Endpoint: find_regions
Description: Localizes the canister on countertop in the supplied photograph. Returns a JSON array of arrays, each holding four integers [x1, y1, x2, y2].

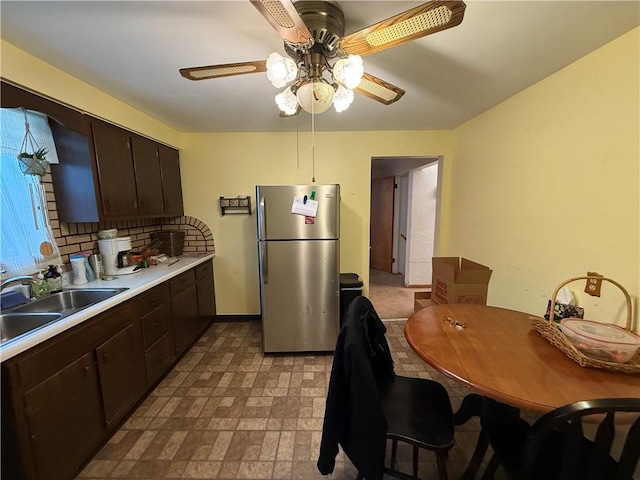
[[71, 256, 88, 285], [88, 254, 104, 280]]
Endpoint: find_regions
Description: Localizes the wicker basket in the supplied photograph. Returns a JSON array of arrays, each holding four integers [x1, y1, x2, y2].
[[530, 276, 640, 374]]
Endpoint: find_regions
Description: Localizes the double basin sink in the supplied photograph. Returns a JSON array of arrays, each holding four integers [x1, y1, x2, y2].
[[1, 288, 128, 346]]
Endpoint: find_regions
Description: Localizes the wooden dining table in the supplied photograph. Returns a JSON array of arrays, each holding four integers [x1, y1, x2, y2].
[[405, 304, 640, 414]]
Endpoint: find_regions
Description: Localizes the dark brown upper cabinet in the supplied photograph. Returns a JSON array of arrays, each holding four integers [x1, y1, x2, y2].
[[132, 135, 164, 215], [1, 81, 184, 222], [91, 119, 139, 217], [159, 144, 184, 216]]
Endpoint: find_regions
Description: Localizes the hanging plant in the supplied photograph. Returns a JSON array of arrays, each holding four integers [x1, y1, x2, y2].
[[17, 147, 49, 177], [17, 108, 49, 177]]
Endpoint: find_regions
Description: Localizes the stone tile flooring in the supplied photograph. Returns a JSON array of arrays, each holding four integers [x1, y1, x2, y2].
[[77, 320, 506, 480]]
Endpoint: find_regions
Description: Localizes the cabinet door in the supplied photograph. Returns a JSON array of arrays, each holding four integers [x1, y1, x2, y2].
[[158, 145, 184, 215], [96, 324, 146, 427], [196, 263, 216, 321], [91, 120, 138, 217], [23, 353, 104, 480], [132, 135, 164, 215], [171, 285, 200, 354]]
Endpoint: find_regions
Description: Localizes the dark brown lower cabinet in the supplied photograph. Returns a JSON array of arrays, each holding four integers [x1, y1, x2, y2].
[[171, 280, 200, 354], [96, 323, 146, 427], [23, 353, 104, 480], [1, 261, 215, 480], [196, 261, 216, 320]]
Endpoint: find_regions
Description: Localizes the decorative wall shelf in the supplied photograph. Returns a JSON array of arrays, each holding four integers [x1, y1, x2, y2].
[[219, 196, 251, 216]]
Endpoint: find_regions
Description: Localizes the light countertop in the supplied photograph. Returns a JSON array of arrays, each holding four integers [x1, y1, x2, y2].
[[0, 254, 214, 362]]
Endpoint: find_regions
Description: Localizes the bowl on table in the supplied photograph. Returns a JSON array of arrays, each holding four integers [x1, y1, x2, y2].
[[560, 318, 640, 364]]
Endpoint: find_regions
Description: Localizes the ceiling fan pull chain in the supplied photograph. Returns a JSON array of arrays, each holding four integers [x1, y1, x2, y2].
[[311, 110, 316, 183]]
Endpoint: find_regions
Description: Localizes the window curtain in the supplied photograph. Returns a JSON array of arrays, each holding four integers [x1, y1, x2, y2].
[[1, 108, 62, 277]]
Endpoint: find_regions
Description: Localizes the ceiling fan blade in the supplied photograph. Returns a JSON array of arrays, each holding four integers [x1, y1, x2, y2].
[[179, 61, 267, 81], [354, 73, 406, 105], [250, 0, 313, 45], [340, 0, 466, 57]]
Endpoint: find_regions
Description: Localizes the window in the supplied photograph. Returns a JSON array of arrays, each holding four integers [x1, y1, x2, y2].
[[1, 108, 61, 277]]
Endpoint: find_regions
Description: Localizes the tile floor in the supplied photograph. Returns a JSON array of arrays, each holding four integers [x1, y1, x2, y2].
[[77, 320, 509, 480]]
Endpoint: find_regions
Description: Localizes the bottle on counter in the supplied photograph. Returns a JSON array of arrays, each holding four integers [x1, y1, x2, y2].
[[35, 271, 50, 297], [44, 265, 62, 293], [70, 256, 88, 285]]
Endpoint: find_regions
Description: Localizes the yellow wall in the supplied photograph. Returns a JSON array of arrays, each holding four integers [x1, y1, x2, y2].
[[3, 27, 638, 325], [450, 27, 639, 328], [0, 40, 181, 147], [180, 131, 452, 314]]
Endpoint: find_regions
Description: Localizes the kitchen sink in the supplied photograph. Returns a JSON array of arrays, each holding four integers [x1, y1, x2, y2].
[[1, 288, 128, 346], [0, 312, 64, 344], [12, 288, 128, 314]]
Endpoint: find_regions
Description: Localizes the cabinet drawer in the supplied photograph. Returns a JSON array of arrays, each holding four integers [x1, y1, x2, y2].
[[145, 333, 174, 385], [195, 261, 213, 280], [169, 269, 196, 296], [141, 305, 172, 348], [138, 283, 170, 316]]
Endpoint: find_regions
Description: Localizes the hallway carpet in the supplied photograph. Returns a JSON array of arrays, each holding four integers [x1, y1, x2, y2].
[[76, 320, 502, 480]]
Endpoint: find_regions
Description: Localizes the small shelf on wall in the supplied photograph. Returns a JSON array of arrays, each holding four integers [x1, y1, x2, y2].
[[219, 196, 251, 216]]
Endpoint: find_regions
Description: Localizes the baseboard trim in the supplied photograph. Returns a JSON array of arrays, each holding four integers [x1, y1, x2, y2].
[[407, 284, 431, 289], [213, 314, 261, 323]]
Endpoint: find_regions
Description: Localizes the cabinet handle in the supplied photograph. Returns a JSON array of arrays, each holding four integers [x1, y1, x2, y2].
[[83, 365, 90, 377], [154, 322, 160, 328], [102, 353, 109, 364]]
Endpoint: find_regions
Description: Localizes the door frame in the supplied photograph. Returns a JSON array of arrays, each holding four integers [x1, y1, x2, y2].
[[370, 156, 443, 285]]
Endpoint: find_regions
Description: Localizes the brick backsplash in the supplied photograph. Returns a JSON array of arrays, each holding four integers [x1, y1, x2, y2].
[[41, 171, 215, 271]]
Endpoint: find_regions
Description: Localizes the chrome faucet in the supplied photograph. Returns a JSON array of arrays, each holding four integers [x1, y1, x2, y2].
[[1, 276, 39, 301]]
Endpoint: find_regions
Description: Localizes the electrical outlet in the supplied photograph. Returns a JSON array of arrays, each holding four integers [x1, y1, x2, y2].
[[585, 272, 603, 297]]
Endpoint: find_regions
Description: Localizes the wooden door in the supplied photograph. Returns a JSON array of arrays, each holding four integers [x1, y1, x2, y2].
[[132, 135, 164, 215], [96, 323, 146, 427], [370, 177, 395, 272], [91, 120, 138, 217], [158, 145, 184, 215], [171, 285, 200, 354], [23, 353, 104, 480]]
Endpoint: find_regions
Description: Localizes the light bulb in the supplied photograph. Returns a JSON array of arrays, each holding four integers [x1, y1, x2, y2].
[[266, 52, 298, 88], [333, 85, 354, 113], [297, 81, 335, 114], [275, 87, 298, 115], [333, 54, 364, 89]]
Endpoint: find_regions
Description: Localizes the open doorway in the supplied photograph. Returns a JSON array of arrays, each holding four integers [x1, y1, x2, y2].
[[369, 156, 441, 318]]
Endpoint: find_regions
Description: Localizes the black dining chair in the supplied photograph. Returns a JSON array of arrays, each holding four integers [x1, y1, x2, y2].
[[317, 296, 455, 480], [483, 397, 640, 480]]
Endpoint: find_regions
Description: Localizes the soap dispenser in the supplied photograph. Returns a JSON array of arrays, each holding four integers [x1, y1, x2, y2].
[[44, 265, 62, 293]]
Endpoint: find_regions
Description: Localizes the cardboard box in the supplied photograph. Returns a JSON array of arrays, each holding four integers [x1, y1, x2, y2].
[[432, 257, 492, 305], [414, 291, 436, 312]]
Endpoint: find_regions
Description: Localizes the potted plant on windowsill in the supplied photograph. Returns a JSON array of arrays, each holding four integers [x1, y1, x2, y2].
[[17, 147, 49, 176]]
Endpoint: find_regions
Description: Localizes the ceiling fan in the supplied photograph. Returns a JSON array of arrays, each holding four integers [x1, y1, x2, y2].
[[180, 0, 466, 116]]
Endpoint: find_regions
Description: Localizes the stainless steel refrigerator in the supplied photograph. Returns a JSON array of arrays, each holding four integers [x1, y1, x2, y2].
[[256, 184, 340, 353]]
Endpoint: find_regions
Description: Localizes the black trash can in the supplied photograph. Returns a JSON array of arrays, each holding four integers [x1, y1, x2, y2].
[[339, 273, 363, 325]]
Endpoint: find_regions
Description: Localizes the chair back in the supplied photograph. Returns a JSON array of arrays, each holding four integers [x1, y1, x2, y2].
[[317, 296, 394, 480], [522, 397, 640, 480]]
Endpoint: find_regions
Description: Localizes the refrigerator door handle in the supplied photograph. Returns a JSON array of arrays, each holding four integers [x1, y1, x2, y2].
[[259, 195, 266, 240], [261, 242, 268, 284]]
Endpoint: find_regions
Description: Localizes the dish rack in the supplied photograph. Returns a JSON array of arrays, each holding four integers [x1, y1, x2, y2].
[[530, 276, 640, 374]]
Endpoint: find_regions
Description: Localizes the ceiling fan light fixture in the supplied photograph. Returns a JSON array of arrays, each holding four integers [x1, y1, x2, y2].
[[275, 86, 299, 115], [332, 85, 354, 113], [266, 52, 298, 88], [332, 54, 364, 89], [297, 80, 334, 114]]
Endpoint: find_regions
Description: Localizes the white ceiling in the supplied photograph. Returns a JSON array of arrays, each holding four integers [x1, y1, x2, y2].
[[1, 1, 638, 133]]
